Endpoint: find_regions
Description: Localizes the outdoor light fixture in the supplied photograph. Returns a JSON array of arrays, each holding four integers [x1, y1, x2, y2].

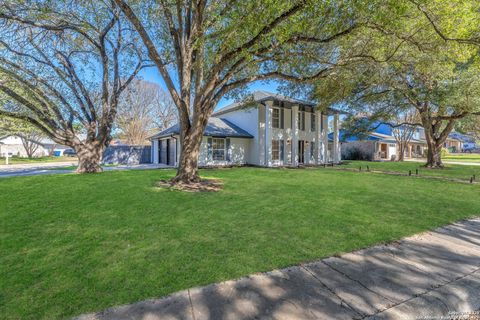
[[287, 139, 291, 145]]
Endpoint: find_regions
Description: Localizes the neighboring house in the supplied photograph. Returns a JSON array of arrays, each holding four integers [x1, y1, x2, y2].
[[443, 136, 463, 153], [341, 123, 427, 161], [447, 131, 473, 151], [149, 90, 342, 167], [0, 135, 73, 158]]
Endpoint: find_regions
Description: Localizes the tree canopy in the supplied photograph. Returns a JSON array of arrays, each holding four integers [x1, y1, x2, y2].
[[0, 0, 149, 171]]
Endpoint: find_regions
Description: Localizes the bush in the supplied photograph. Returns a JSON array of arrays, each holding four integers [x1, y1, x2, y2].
[[344, 145, 372, 161]]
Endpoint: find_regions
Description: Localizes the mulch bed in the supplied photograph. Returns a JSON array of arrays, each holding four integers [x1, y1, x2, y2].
[[156, 178, 224, 192]]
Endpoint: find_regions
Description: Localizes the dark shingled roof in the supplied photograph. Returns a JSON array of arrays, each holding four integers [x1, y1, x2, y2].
[[149, 117, 254, 140], [213, 90, 343, 116]]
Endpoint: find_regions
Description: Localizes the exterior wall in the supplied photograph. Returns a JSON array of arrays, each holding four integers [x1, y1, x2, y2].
[[198, 137, 251, 166], [388, 144, 397, 160], [260, 105, 318, 166], [219, 107, 259, 165]]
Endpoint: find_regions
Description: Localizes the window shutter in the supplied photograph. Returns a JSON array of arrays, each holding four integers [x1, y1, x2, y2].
[[301, 112, 305, 131], [280, 108, 284, 129], [207, 138, 213, 161], [226, 138, 231, 161], [280, 140, 285, 162]]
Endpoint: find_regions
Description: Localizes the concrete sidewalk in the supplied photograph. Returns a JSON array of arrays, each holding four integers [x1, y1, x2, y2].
[[75, 218, 480, 320]]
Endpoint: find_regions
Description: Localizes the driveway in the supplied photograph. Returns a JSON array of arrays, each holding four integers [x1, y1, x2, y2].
[[0, 163, 172, 178], [74, 218, 480, 320]]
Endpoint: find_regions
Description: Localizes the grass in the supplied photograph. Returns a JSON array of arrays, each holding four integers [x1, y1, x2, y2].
[[443, 153, 480, 163], [1, 167, 480, 319], [0, 156, 77, 165], [339, 160, 480, 181]]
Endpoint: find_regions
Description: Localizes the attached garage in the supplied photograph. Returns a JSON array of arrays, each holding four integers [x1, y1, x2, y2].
[[149, 117, 253, 167], [158, 137, 177, 166]]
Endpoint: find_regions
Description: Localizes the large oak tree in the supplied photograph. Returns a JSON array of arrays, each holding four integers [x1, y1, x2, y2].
[[314, 44, 480, 167], [113, 0, 380, 184], [0, 1, 148, 172]]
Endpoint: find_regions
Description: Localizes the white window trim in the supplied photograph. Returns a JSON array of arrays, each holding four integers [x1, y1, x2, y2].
[[298, 111, 305, 131], [272, 139, 281, 161], [272, 107, 280, 129], [212, 138, 226, 161]]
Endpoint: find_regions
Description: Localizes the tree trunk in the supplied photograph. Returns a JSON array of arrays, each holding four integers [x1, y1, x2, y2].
[[171, 126, 205, 183], [397, 146, 405, 162], [425, 144, 443, 168], [75, 143, 104, 173], [171, 109, 211, 184]]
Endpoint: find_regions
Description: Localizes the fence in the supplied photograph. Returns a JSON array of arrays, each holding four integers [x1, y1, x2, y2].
[[102, 145, 151, 165]]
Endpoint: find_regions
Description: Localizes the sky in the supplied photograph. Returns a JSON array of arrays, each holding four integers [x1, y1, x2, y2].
[[138, 66, 280, 110]]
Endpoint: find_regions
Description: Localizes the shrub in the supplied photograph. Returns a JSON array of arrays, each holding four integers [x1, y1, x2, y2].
[[344, 145, 372, 161]]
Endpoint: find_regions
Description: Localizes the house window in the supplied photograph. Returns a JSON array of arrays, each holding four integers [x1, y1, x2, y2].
[[272, 108, 280, 128], [272, 140, 280, 161], [212, 138, 225, 161], [311, 113, 316, 131], [298, 111, 305, 131]]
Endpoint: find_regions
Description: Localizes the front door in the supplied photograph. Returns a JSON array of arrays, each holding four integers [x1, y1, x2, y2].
[[380, 143, 388, 159], [298, 140, 305, 164]]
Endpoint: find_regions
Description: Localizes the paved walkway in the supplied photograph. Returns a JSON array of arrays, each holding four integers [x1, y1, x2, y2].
[[0, 163, 172, 178], [75, 218, 480, 320]]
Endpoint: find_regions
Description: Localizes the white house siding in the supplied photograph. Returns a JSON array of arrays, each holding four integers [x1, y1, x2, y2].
[[388, 144, 397, 160], [219, 107, 259, 165], [198, 137, 251, 166], [263, 106, 318, 167]]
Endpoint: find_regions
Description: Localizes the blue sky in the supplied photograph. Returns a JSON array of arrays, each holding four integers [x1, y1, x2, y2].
[[139, 67, 280, 110]]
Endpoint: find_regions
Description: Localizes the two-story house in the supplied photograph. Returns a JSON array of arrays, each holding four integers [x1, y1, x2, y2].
[[149, 91, 341, 167]]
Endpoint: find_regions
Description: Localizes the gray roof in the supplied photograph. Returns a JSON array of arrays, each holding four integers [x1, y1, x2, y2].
[[214, 90, 343, 116], [213, 90, 314, 116], [149, 117, 254, 140], [448, 131, 475, 143]]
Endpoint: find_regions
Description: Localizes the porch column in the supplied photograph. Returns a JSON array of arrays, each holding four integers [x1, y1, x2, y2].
[[174, 138, 179, 166], [292, 104, 299, 166], [265, 100, 273, 167], [315, 109, 321, 164], [152, 139, 159, 164], [333, 112, 340, 163], [321, 113, 329, 163]]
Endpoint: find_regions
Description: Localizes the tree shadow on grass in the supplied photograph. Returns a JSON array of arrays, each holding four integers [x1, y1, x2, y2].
[[74, 219, 480, 320]]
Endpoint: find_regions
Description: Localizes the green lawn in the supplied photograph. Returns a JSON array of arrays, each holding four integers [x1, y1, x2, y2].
[[444, 153, 480, 163], [339, 160, 480, 181], [0, 156, 77, 165], [1, 167, 479, 319]]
